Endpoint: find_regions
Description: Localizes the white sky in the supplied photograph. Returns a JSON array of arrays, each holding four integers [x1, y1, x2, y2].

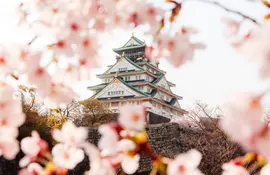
[[1, 0, 270, 108]]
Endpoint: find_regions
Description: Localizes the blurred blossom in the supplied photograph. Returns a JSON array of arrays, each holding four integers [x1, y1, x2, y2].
[[52, 121, 88, 147], [52, 143, 85, 169], [261, 164, 270, 175], [98, 124, 119, 156], [20, 131, 49, 167], [0, 137, 20, 160], [221, 17, 241, 37], [19, 163, 44, 175], [118, 139, 140, 174], [167, 149, 203, 175], [153, 28, 205, 67], [233, 24, 270, 78], [118, 104, 146, 131], [221, 163, 249, 175], [219, 92, 270, 156]]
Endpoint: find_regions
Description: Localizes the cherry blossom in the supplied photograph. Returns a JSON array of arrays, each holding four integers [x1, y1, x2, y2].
[[155, 29, 205, 67], [85, 158, 116, 175], [19, 163, 44, 175], [261, 164, 270, 175], [52, 121, 88, 147], [20, 131, 49, 167], [0, 79, 25, 130], [233, 24, 270, 77], [118, 105, 146, 131], [219, 93, 268, 152], [98, 124, 119, 156], [221, 163, 249, 175], [167, 149, 203, 175], [83, 143, 116, 175], [0, 100, 25, 129], [46, 83, 76, 106], [52, 143, 85, 169], [0, 127, 18, 139], [221, 17, 241, 37], [118, 139, 140, 174], [0, 137, 20, 160]]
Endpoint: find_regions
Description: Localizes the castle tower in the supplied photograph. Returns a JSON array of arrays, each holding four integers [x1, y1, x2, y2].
[[88, 35, 187, 120]]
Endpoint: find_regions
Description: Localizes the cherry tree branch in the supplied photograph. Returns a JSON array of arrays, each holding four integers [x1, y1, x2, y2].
[[182, 0, 260, 25]]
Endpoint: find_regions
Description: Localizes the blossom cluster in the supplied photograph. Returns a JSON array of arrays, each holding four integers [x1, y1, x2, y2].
[[0, 78, 25, 160], [12, 0, 204, 107]]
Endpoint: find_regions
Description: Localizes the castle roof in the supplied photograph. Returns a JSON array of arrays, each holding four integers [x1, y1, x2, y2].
[[113, 35, 145, 53], [102, 55, 144, 75], [91, 76, 149, 99]]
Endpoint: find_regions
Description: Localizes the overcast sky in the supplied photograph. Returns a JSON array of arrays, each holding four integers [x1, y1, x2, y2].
[[1, 0, 269, 109]]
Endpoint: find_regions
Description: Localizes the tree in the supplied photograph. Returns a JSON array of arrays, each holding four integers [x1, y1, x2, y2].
[[185, 102, 243, 175], [78, 98, 114, 127]]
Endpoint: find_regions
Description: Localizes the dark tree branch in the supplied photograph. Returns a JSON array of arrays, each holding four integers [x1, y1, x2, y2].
[[28, 35, 39, 45], [182, 0, 260, 25]]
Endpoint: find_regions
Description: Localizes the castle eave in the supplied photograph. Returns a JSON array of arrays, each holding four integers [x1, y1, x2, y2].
[[113, 44, 146, 52]]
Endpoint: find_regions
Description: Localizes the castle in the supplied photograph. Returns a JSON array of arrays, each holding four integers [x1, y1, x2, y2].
[[88, 35, 186, 121]]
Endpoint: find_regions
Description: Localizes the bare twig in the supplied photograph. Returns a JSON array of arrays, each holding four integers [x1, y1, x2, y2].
[[28, 35, 39, 45], [182, 0, 260, 24]]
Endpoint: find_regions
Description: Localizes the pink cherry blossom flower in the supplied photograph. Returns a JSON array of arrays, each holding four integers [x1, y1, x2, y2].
[[19, 163, 44, 175], [221, 163, 249, 175], [27, 67, 52, 96], [47, 83, 76, 106], [87, 161, 116, 175], [220, 93, 267, 151], [155, 31, 205, 67], [83, 143, 117, 175], [121, 154, 140, 175], [85, 157, 116, 175], [0, 80, 25, 128], [98, 124, 119, 156], [233, 24, 270, 77], [0, 127, 18, 139], [118, 105, 146, 131], [52, 143, 84, 169], [20, 131, 49, 167], [53, 121, 88, 147], [261, 164, 270, 175], [0, 101, 25, 128], [118, 139, 140, 174], [167, 149, 203, 175], [235, 24, 270, 62], [0, 137, 20, 160], [221, 17, 241, 37]]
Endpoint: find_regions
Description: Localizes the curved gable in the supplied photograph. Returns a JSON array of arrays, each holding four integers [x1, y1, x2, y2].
[[104, 57, 143, 74], [94, 78, 147, 99]]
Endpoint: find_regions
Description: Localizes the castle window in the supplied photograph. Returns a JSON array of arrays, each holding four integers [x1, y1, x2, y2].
[[119, 68, 127, 71], [108, 90, 124, 96], [124, 76, 130, 81], [136, 76, 141, 80]]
